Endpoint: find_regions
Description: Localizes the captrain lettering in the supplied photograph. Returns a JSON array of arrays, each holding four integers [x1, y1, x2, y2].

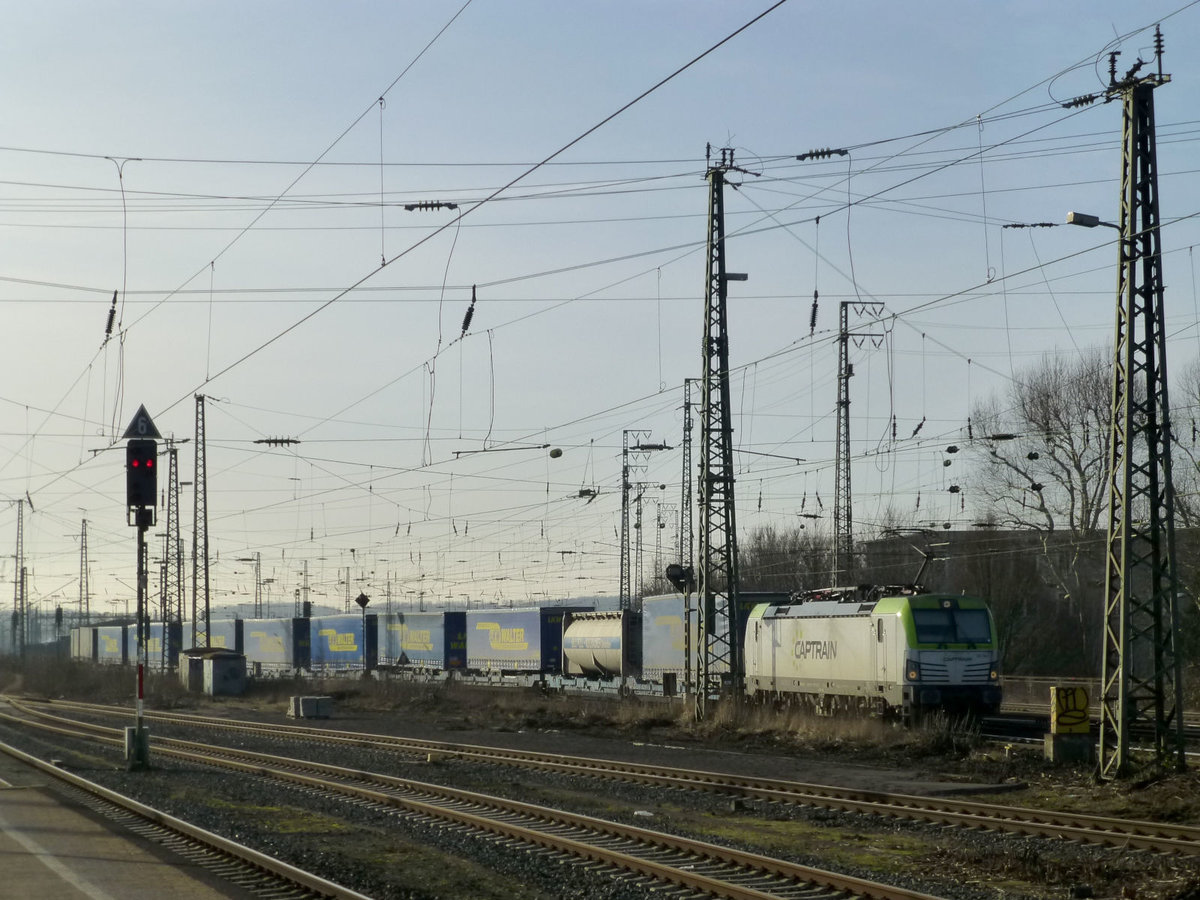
[[793, 639, 837, 660]]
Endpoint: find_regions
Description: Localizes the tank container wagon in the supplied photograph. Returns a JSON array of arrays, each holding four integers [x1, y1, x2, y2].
[[561, 609, 640, 688], [743, 585, 1001, 720]]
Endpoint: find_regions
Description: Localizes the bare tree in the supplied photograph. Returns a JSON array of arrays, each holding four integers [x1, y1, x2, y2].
[[739, 523, 832, 593], [1169, 356, 1200, 529], [970, 349, 1110, 534], [967, 349, 1112, 674]]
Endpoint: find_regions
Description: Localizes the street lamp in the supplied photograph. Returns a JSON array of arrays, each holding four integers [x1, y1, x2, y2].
[[1066, 211, 1120, 230]]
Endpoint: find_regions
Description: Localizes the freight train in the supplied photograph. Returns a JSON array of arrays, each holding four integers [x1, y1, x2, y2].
[[67, 584, 1001, 720]]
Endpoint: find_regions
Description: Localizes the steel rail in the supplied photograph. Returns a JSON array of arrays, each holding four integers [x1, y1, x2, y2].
[[18, 696, 1200, 855], [0, 736, 374, 900], [0, 702, 942, 900]]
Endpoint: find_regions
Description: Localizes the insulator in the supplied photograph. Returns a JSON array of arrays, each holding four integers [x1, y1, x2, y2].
[[461, 285, 477, 336], [1027, 451, 1039, 460], [948, 485, 960, 493], [809, 295, 818, 334], [946, 445, 959, 453], [943, 459, 952, 467], [967, 417, 973, 440], [796, 147, 849, 161], [104, 305, 116, 336]]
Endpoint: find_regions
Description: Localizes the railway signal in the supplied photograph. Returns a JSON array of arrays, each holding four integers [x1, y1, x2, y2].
[[125, 439, 158, 508], [121, 404, 162, 771]]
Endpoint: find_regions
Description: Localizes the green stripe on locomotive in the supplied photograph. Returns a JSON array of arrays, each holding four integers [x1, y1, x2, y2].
[[876, 594, 997, 651]]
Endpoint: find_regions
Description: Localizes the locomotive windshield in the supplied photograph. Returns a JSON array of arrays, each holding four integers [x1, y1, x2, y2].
[[911, 607, 992, 644]]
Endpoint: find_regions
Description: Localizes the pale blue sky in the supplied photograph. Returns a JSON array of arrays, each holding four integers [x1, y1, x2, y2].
[[1, 1, 1198, 622]]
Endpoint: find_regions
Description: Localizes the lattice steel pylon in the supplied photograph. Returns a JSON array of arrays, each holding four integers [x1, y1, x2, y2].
[[833, 301, 883, 582], [79, 519, 89, 625], [681, 378, 696, 572], [164, 445, 184, 627], [619, 429, 643, 609], [1099, 31, 1186, 778], [192, 395, 210, 648], [13, 499, 23, 655], [619, 429, 668, 609], [681, 377, 696, 695], [695, 148, 746, 720]]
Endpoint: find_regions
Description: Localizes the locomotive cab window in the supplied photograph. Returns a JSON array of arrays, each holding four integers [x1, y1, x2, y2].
[[954, 608, 991, 644], [912, 607, 992, 644]]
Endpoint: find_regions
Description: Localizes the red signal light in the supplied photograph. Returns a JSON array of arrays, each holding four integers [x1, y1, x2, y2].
[[126, 438, 158, 507]]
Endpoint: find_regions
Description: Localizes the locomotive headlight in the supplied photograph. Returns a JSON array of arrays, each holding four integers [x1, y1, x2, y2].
[[989, 668, 999, 681], [906, 661, 920, 682]]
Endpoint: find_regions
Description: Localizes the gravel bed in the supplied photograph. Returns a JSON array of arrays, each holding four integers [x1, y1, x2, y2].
[[5, 712, 1200, 900]]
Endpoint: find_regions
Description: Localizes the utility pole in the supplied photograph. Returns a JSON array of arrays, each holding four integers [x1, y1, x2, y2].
[[833, 301, 884, 583], [253, 552, 263, 617], [294, 561, 304, 619], [680, 378, 696, 573], [13, 499, 23, 657], [164, 443, 184, 632], [79, 519, 89, 625], [619, 431, 669, 609], [1098, 28, 1185, 778], [681, 378, 697, 697], [192, 395, 209, 648], [695, 146, 750, 719]]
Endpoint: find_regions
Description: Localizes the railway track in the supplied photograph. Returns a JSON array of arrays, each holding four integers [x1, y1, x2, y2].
[[14, 696, 1200, 858], [0, 735, 374, 900], [0, 698, 944, 900]]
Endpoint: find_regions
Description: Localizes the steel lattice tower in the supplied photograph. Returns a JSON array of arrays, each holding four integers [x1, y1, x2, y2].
[[192, 395, 210, 648], [12, 499, 23, 655], [164, 445, 184, 631], [1099, 34, 1185, 778], [253, 552, 263, 618], [832, 301, 884, 582], [619, 429, 636, 608], [695, 149, 745, 719], [619, 429, 666, 609], [79, 519, 89, 625], [834, 303, 852, 581], [681, 378, 696, 695], [680, 378, 696, 571]]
